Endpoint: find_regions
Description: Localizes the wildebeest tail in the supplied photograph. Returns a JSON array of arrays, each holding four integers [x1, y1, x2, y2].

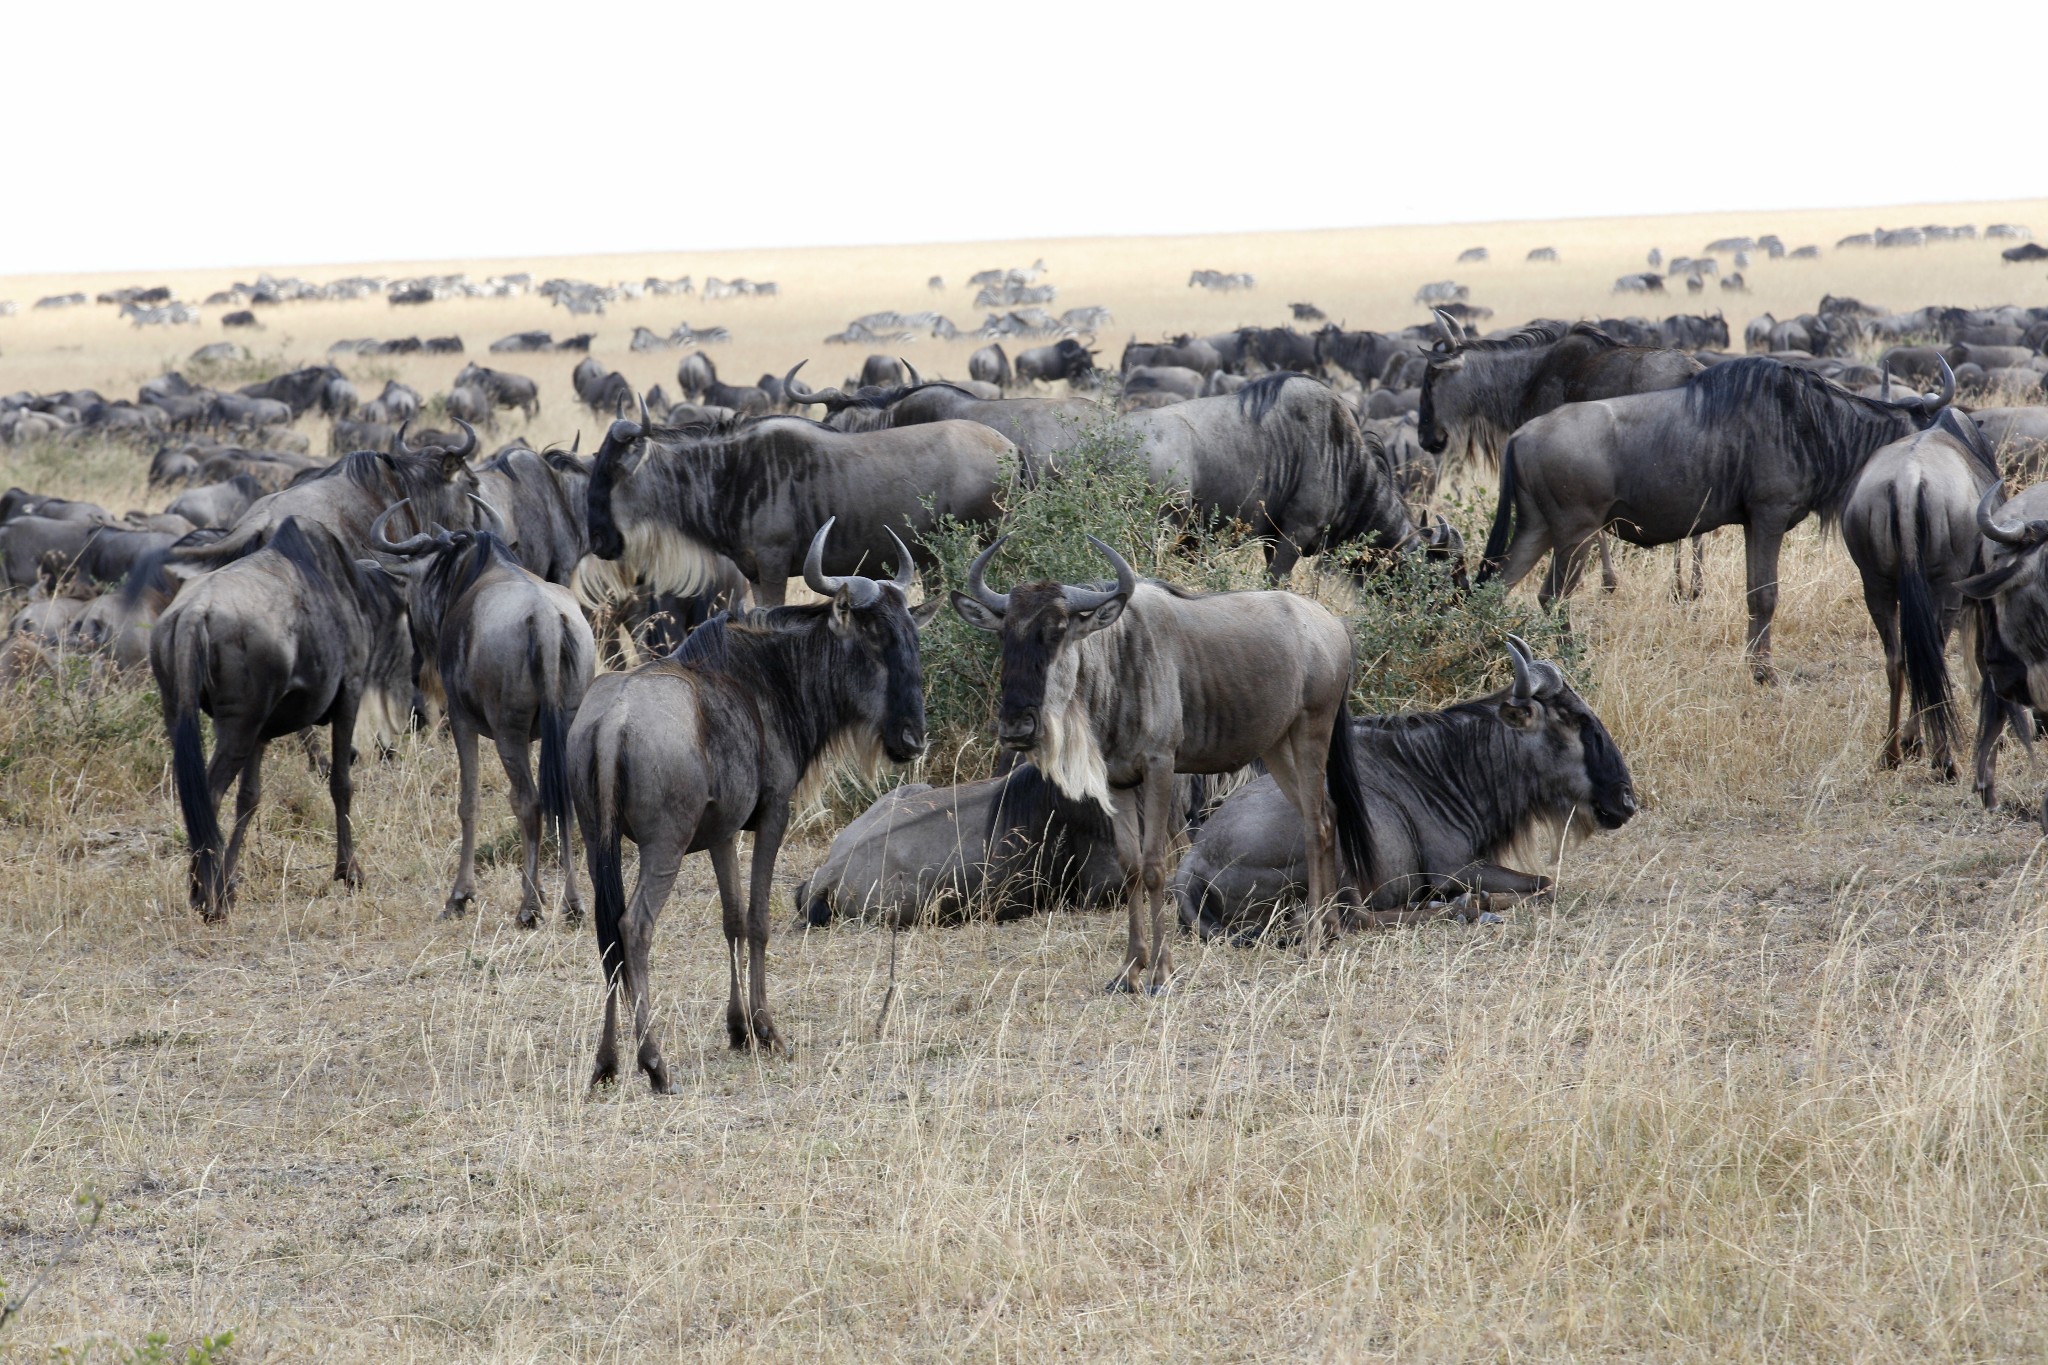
[[160, 615, 224, 908], [1477, 437, 1520, 579], [585, 721, 628, 993], [531, 619, 574, 853], [1895, 483, 1955, 757], [1324, 708, 1378, 895]]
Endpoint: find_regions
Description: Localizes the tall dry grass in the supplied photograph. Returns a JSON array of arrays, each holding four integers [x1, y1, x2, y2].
[[5, 206, 2048, 1360]]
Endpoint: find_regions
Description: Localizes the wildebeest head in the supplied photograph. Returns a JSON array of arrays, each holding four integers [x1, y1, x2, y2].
[[803, 517, 933, 764], [1416, 309, 1476, 457], [1961, 481, 2048, 606], [1498, 635, 1636, 830], [584, 416, 646, 562], [950, 534, 1133, 751]]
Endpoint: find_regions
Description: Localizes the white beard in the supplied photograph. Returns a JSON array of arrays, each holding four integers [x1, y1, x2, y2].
[[1032, 645, 1113, 813]]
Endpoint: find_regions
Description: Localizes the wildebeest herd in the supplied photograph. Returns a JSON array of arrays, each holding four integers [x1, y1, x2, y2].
[[10, 252, 2048, 1094]]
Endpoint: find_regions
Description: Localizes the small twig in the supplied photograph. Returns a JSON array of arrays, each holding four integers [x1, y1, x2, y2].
[[873, 917, 901, 1041], [0, 1186, 103, 1333]]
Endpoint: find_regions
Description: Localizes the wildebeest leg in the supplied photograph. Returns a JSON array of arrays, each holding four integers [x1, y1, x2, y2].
[[296, 727, 331, 778], [1262, 728, 1337, 949], [740, 811, 791, 1049], [1689, 534, 1707, 600], [1264, 537, 1301, 585], [1972, 674, 2008, 810], [1137, 767, 1177, 995], [218, 745, 264, 914], [1491, 522, 1556, 592], [711, 838, 750, 1050], [1539, 535, 1600, 611], [755, 575, 787, 608], [329, 692, 362, 888], [493, 733, 547, 929], [1862, 580, 1906, 768], [443, 716, 482, 918], [1596, 534, 1617, 593], [1742, 522, 1787, 683], [622, 830, 684, 1092]]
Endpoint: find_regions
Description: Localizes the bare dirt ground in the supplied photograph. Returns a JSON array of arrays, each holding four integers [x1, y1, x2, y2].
[[6, 202, 2048, 1361]]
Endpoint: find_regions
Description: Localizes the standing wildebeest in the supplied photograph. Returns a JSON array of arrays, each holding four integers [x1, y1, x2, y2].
[[238, 366, 348, 418], [1957, 483, 2048, 820], [571, 356, 633, 415], [1842, 409, 1998, 777], [950, 537, 1374, 993], [444, 383, 494, 430], [1175, 638, 1635, 938], [859, 355, 907, 389], [1122, 374, 1419, 579], [473, 443, 587, 584], [1015, 338, 1098, 385], [1419, 315, 1705, 594], [1480, 356, 1956, 679], [1120, 336, 1221, 377], [453, 363, 540, 421], [789, 364, 1098, 474], [371, 500, 596, 925], [571, 522, 934, 1086], [675, 351, 717, 401], [584, 408, 1012, 606], [969, 343, 1012, 390], [152, 518, 413, 918]]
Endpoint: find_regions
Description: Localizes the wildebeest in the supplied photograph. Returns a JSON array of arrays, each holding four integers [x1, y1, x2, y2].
[[969, 343, 1012, 390], [1841, 409, 1998, 777], [472, 443, 588, 584], [1956, 483, 2048, 818], [165, 474, 262, 529], [1314, 326, 1421, 387], [238, 366, 348, 418], [1175, 638, 1634, 937], [675, 352, 717, 401], [453, 363, 540, 422], [152, 517, 413, 918], [570, 356, 633, 415], [1120, 336, 1221, 377], [1479, 356, 1956, 679], [371, 499, 596, 926], [444, 384, 494, 430], [570, 521, 933, 1086], [1015, 338, 1098, 385], [788, 369, 1098, 475], [949, 537, 1373, 992], [859, 355, 906, 389], [583, 408, 1012, 606], [1122, 365, 1206, 401]]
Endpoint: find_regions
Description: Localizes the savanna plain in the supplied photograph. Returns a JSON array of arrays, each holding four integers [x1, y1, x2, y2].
[[6, 201, 2048, 1362]]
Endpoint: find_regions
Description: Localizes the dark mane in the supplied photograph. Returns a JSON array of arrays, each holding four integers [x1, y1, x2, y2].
[[288, 449, 395, 490], [1445, 320, 1578, 355], [821, 379, 981, 412], [1938, 407, 1999, 478], [1351, 696, 1551, 869], [266, 516, 341, 595], [1683, 357, 1918, 517]]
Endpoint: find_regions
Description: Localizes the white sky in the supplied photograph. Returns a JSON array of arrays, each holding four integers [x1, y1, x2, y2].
[[8, 0, 2044, 276]]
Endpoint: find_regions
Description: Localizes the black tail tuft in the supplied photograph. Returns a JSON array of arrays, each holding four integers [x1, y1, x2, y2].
[[1897, 486, 1955, 759], [1478, 437, 1520, 579], [1324, 710, 1377, 896], [162, 623, 223, 912], [538, 704, 571, 853], [586, 742, 627, 989]]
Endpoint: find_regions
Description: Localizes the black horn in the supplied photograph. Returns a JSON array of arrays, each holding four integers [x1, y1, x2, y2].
[[370, 498, 438, 556], [449, 417, 478, 459], [390, 421, 416, 457], [1505, 634, 1536, 700], [900, 358, 922, 386]]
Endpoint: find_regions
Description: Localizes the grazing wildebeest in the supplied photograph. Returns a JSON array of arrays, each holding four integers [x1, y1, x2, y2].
[[969, 343, 1012, 390], [571, 356, 633, 415], [1480, 356, 1956, 679], [151, 517, 413, 918], [1176, 638, 1635, 938], [583, 407, 1011, 606], [571, 521, 933, 1086], [1237, 326, 1319, 374], [1015, 338, 1098, 385], [1419, 315, 1705, 594], [453, 363, 540, 421], [1121, 374, 1420, 579], [185, 420, 485, 564], [1314, 326, 1421, 387], [1841, 409, 1999, 777], [788, 368, 1098, 475], [445, 383, 494, 430], [239, 366, 347, 418], [949, 537, 1373, 993], [371, 499, 596, 926], [675, 352, 717, 402]]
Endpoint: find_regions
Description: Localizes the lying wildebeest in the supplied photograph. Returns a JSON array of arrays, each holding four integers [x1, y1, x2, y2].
[[1175, 638, 1635, 938], [1122, 365, 1206, 400], [1972, 408, 2048, 481], [1841, 409, 1998, 778], [164, 475, 262, 529], [571, 356, 633, 415], [583, 407, 1011, 606], [152, 517, 413, 918], [969, 343, 1012, 390], [453, 363, 540, 421], [1420, 314, 1705, 594], [371, 499, 596, 926], [950, 537, 1373, 993], [1015, 338, 1098, 385], [571, 521, 934, 1086], [1480, 356, 1956, 679]]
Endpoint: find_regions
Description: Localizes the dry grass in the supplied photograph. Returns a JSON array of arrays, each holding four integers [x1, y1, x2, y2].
[[7, 204, 2048, 1361]]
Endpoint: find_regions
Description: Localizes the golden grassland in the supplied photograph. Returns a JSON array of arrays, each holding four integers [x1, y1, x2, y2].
[[6, 202, 2048, 1361]]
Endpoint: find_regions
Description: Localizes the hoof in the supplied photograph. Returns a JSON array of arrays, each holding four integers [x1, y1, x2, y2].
[[1477, 910, 1504, 926], [1144, 978, 1171, 997], [1104, 975, 1139, 995], [438, 898, 471, 921], [561, 903, 586, 927], [336, 862, 364, 888], [514, 906, 544, 931]]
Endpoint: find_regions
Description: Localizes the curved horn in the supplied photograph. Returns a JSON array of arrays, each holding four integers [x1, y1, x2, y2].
[[964, 534, 1011, 614], [468, 492, 506, 539], [900, 357, 922, 386], [802, 517, 848, 598], [448, 416, 478, 459], [1432, 308, 1462, 348], [370, 498, 438, 556], [390, 420, 416, 456], [1977, 480, 2034, 546], [1505, 634, 1537, 700], [1065, 535, 1136, 614], [1926, 354, 1956, 412], [571, 429, 581, 453], [1880, 360, 1892, 401], [638, 391, 650, 430], [885, 526, 916, 591]]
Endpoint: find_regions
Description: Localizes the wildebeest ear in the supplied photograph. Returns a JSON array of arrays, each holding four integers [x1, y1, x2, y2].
[[1497, 696, 1539, 729], [439, 449, 468, 479], [949, 589, 1002, 633], [1070, 595, 1126, 634], [827, 592, 858, 638], [1959, 562, 2026, 600], [910, 598, 943, 629]]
